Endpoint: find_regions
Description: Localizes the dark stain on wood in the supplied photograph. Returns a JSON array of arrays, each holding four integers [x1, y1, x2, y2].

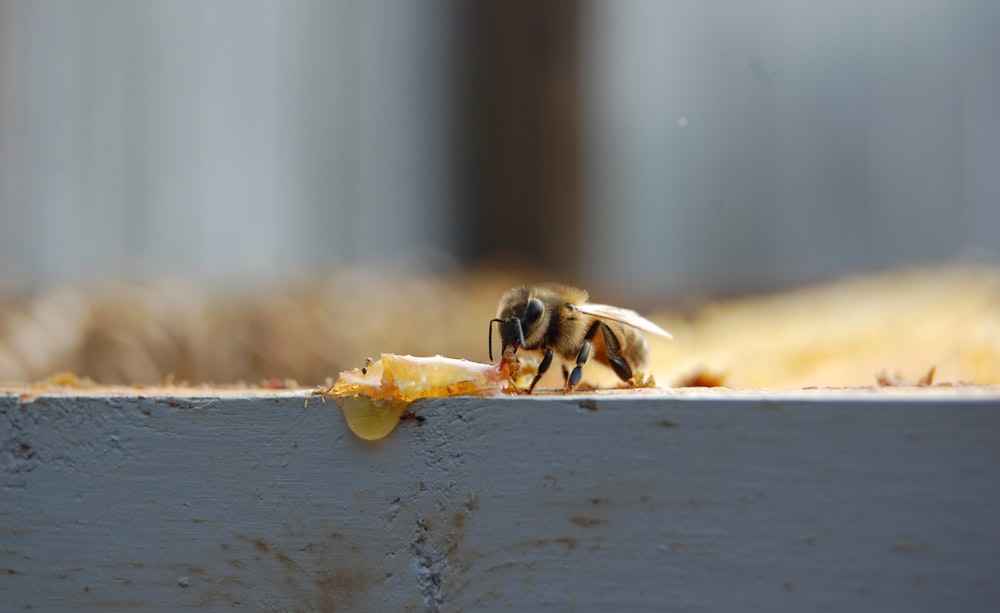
[[569, 516, 608, 528]]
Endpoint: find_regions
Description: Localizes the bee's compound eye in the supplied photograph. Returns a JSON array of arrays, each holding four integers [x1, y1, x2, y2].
[[524, 298, 544, 324]]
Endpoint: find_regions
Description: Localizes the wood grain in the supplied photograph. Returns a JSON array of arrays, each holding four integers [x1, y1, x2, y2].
[[2, 388, 999, 611]]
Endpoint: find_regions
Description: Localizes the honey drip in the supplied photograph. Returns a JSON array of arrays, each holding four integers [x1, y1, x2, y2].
[[316, 354, 517, 440]]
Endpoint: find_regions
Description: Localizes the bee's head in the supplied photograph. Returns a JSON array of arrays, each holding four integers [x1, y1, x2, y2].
[[489, 297, 545, 362]]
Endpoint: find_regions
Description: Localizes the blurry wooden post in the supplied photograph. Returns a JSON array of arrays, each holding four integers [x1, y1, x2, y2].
[[458, 0, 582, 276]]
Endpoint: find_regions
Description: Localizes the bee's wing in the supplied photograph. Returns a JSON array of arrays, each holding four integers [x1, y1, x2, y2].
[[574, 303, 673, 339]]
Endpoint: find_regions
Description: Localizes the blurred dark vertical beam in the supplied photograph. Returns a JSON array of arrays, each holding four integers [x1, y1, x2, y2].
[[457, 0, 582, 276]]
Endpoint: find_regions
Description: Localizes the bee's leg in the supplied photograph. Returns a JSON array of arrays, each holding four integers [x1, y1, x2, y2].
[[567, 321, 603, 389], [600, 323, 634, 382], [528, 347, 555, 393]]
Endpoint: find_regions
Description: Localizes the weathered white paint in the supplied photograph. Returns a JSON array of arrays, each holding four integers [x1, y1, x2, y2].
[[2, 388, 999, 611]]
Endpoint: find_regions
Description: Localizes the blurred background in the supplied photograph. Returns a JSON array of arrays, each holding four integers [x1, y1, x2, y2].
[[1, 0, 998, 386]]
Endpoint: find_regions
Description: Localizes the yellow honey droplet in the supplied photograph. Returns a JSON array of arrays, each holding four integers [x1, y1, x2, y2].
[[318, 353, 517, 440], [334, 395, 410, 441]]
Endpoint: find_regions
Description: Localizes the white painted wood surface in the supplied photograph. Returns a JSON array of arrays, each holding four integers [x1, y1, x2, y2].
[[2, 388, 999, 612]]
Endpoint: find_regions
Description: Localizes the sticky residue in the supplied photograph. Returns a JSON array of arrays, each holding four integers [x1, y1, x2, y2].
[[315, 354, 518, 441]]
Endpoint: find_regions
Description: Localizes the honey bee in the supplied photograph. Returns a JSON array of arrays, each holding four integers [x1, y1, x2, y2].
[[489, 283, 672, 393]]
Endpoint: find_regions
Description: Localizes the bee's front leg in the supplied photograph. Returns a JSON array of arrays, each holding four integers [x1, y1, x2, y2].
[[528, 347, 555, 394]]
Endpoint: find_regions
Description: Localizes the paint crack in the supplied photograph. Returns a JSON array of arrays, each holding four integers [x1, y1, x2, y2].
[[411, 519, 447, 612]]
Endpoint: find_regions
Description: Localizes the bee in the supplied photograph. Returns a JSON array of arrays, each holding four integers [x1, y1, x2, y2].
[[488, 283, 672, 393]]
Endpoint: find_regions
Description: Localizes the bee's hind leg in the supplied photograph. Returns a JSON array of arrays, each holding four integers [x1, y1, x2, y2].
[[601, 323, 635, 383], [607, 355, 634, 383]]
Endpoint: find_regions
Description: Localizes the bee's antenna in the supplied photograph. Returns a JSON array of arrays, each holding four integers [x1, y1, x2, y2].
[[488, 318, 504, 362], [514, 317, 526, 348]]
